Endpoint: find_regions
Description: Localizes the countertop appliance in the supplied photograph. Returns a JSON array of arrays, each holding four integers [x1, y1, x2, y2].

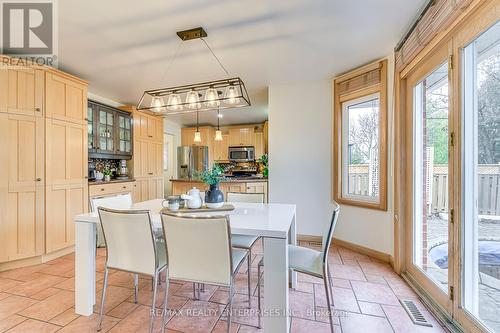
[[228, 146, 255, 162], [178, 146, 209, 179]]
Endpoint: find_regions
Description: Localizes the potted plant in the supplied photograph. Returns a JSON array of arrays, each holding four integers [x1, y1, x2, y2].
[[259, 154, 268, 178], [200, 164, 225, 208], [103, 167, 112, 182]]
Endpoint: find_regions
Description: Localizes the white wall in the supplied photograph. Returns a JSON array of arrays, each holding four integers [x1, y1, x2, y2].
[[268, 56, 394, 255], [164, 118, 182, 179]]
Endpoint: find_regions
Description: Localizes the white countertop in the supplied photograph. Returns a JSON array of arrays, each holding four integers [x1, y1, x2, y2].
[[75, 199, 296, 239]]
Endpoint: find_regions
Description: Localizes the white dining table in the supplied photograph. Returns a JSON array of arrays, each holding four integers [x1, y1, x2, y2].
[[74, 199, 297, 332]]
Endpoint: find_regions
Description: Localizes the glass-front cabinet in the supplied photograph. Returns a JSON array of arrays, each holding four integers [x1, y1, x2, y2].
[[87, 100, 133, 159]]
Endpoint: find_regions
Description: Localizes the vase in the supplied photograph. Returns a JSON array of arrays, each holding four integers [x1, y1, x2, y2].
[[205, 184, 224, 208]]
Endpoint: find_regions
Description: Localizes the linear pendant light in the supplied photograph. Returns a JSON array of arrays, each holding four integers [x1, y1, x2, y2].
[[137, 27, 251, 116]]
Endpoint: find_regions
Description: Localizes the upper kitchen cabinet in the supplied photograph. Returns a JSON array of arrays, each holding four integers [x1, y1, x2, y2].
[[120, 105, 162, 142], [214, 134, 229, 161], [181, 126, 214, 147], [0, 67, 44, 117], [45, 71, 87, 125], [254, 132, 264, 159], [88, 100, 133, 159], [229, 126, 254, 146]]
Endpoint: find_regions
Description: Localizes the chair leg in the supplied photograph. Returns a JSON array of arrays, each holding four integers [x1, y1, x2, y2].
[[150, 271, 159, 333], [192, 283, 197, 300], [134, 274, 139, 304], [227, 279, 234, 333], [257, 262, 262, 329], [247, 249, 252, 309], [161, 272, 170, 333], [323, 267, 335, 333], [327, 266, 334, 306], [97, 267, 109, 331]]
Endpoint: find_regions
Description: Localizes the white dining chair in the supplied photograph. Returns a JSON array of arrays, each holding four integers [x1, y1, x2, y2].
[[97, 207, 167, 333], [90, 193, 133, 247], [227, 192, 264, 308], [256, 203, 340, 331], [160, 212, 250, 333]]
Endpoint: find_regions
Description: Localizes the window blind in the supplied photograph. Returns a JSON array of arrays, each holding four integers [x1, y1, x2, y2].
[[395, 0, 474, 71]]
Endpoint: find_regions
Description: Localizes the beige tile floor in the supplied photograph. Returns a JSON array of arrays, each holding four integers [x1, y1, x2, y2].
[[0, 240, 448, 333]]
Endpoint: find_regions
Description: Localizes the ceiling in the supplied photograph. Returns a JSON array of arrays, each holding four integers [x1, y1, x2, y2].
[[59, 0, 426, 126]]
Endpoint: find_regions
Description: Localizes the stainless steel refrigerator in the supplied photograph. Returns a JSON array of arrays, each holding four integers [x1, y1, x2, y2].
[[177, 146, 209, 179]]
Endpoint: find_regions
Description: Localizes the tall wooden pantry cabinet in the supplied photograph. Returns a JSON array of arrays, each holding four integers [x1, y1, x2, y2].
[[0, 56, 88, 269]]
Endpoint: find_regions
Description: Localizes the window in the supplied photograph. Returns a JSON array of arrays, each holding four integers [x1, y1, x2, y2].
[[334, 59, 387, 210]]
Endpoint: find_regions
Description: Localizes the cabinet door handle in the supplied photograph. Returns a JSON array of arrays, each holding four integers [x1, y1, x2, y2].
[[101, 188, 105, 191], [36, 178, 42, 181], [35, 108, 41, 112], [84, 176, 88, 179], [122, 186, 127, 189], [148, 172, 153, 175]]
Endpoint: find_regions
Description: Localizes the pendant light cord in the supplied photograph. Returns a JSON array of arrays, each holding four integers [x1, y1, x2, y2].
[[200, 38, 230, 77], [158, 38, 185, 86]]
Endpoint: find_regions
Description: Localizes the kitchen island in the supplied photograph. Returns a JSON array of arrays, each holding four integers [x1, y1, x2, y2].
[[171, 178, 269, 202]]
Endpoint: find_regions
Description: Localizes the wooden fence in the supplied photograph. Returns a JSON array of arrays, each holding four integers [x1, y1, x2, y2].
[[431, 165, 500, 216], [348, 164, 500, 216]]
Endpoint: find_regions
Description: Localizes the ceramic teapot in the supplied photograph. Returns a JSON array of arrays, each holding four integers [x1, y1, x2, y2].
[[181, 187, 203, 209]]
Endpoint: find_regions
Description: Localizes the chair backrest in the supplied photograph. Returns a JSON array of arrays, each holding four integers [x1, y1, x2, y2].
[[98, 207, 158, 276], [227, 192, 264, 203], [322, 202, 340, 265], [90, 193, 133, 212], [161, 213, 233, 286]]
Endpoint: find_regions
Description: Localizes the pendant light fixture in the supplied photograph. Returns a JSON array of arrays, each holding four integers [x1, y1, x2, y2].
[[194, 111, 202, 143], [137, 27, 250, 115], [214, 109, 223, 141]]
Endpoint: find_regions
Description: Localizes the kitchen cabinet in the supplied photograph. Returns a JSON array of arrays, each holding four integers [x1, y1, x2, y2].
[[88, 101, 133, 159], [229, 127, 254, 146], [0, 113, 44, 262], [0, 56, 88, 269], [214, 134, 229, 161], [254, 132, 264, 160], [122, 106, 164, 201], [0, 67, 44, 116], [263, 121, 268, 154], [133, 177, 164, 202], [89, 181, 136, 197], [171, 180, 268, 202], [45, 117, 88, 253], [45, 72, 87, 125], [245, 182, 268, 202]]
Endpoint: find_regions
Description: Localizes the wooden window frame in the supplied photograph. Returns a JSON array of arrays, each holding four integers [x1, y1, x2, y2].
[[333, 59, 388, 211]]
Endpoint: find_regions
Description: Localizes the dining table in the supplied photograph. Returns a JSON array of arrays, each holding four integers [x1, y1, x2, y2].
[[74, 199, 297, 332]]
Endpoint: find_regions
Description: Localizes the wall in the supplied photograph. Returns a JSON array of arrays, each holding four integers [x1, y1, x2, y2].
[[268, 56, 394, 255]]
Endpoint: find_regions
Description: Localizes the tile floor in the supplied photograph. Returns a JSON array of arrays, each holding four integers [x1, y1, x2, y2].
[[0, 240, 448, 333]]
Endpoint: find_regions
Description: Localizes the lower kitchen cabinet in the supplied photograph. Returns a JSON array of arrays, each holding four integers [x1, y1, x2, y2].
[[88, 181, 136, 198], [171, 180, 268, 202], [45, 182, 88, 253], [133, 177, 164, 202]]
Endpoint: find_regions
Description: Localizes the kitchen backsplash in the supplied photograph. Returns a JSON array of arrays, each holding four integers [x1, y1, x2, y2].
[[89, 158, 120, 173]]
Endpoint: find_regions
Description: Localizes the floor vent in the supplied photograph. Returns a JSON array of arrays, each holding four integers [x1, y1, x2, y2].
[[308, 241, 322, 247], [400, 299, 433, 327]]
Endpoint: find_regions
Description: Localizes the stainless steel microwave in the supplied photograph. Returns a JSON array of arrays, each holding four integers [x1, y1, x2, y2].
[[228, 146, 255, 162]]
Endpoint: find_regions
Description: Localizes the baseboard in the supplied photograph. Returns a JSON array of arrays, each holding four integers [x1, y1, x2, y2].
[[0, 245, 75, 272], [297, 234, 392, 265], [42, 246, 75, 262]]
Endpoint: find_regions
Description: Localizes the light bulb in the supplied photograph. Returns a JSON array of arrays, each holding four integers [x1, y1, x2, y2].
[[186, 90, 201, 109], [215, 130, 223, 141], [204, 88, 220, 108], [194, 131, 202, 143], [150, 96, 164, 111], [166, 93, 183, 111], [224, 85, 240, 104]]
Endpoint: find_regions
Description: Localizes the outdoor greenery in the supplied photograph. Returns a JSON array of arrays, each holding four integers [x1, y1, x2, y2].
[[478, 54, 500, 164]]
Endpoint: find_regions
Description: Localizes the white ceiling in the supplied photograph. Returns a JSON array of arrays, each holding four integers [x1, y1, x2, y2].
[[59, 0, 425, 126]]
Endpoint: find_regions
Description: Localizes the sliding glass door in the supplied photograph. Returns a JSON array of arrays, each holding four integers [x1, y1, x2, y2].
[[405, 44, 453, 312], [461, 20, 500, 333]]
